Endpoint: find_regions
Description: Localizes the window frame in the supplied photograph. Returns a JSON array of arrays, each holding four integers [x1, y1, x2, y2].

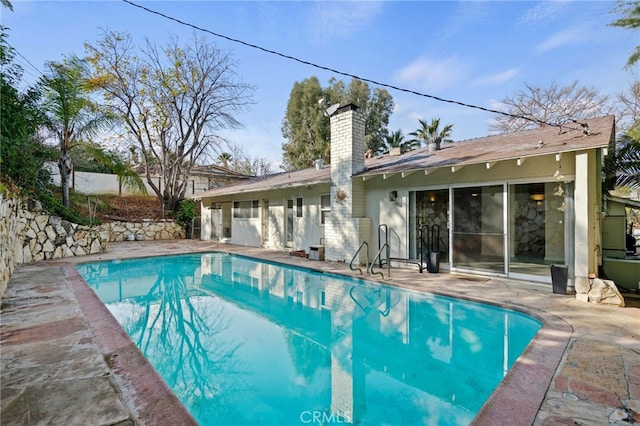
[[320, 193, 331, 225], [233, 200, 260, 219]]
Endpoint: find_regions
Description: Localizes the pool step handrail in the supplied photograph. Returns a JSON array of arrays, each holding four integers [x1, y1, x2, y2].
[[378, 224, 388, 268], [350, 241, 369, 275], [378, 223, 427, 273], [369, 243, 390, 279]]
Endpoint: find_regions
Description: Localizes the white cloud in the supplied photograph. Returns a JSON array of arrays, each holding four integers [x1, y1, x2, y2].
[[519, 0, 571, 26], [310, 1, 384, 42], [473, 68, 521, 86], [536, 27, 586, 53], [487, 98, 507, 111], [393, 57, 467, 92]]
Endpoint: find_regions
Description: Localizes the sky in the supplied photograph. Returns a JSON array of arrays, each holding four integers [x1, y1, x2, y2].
[[2, 0, 638, 172]]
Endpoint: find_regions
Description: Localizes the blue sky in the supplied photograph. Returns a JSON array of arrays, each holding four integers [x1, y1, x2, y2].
[[2, 1, 638, 171]]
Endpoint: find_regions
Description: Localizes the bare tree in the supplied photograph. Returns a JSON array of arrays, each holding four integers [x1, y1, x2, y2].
[[616, 79, 640, 133], [490, 81, 612, 134], [85, 30, 254, 212], [221, 141, 271, 176]]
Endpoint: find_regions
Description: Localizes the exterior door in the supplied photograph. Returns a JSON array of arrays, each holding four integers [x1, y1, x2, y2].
[[210, 204, 222, 240], [452, 185, 506, 274], [222, 202, 232, 239]]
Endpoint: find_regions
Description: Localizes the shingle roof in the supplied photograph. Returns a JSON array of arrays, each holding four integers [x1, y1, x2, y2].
[[359, 115, 615, 178], [192, 115, 614, 199], [191, 165, 330, 198]]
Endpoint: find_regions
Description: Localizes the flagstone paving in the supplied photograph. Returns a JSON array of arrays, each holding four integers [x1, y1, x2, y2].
[[1, 240, 639, 425]]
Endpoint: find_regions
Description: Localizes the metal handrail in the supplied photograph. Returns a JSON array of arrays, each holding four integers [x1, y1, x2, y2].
[[369, 243, 390, 279], [378, 224, 388, 268], [349, 241, 369, 274]]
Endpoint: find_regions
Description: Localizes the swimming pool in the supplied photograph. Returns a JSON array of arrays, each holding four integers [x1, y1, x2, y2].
[[76, 252, 541, 426]]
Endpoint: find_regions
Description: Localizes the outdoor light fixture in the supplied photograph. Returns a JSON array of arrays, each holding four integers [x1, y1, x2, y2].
[[389, 191, 398, 202]]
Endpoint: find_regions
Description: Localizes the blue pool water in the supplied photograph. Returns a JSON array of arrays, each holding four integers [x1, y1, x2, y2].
[[76, 252, 541, 426]]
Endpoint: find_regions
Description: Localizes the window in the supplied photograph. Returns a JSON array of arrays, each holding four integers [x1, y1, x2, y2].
[[320, 194, 331, 225], [296, 197, 303, 218], [233, 200, 259, 219]]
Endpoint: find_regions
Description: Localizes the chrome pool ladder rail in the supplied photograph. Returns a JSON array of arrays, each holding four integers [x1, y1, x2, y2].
[[369, 243, 390, 279], [349, 241, 370, 274]]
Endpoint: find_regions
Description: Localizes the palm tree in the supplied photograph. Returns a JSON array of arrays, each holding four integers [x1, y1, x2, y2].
[[383, 129, 419, 153], [218, 152, 232, 169], [84, 145, 148, 196], [604, 122, 640, 192], [409, 118, 454, 152], [39, 57, 112, 207]]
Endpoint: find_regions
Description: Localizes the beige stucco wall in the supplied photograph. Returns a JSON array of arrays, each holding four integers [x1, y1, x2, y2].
[[201, 185, 330, 254]]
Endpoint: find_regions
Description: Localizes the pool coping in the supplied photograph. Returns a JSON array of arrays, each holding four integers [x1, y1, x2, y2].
[[64, 265, 198, 425], [62, 246, 572, 426]]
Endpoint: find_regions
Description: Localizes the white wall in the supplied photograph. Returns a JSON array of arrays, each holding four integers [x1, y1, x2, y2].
[[46, 162, 216, 196], [202, 187, 329, 254]]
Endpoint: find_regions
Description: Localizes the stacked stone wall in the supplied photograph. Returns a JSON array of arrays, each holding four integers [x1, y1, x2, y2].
[[0, 194, 186, 298], [98, 220, 185, 242], [0, 193, 21, 298], [18, 212, 108, 263]]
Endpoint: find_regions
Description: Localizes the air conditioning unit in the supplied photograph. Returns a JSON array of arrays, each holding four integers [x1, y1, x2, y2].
[[309, 245, 325, 261]]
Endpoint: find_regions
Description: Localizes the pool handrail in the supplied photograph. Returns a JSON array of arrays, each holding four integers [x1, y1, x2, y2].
[[349, 241, 369, 274], [369, 243, 390, 279]]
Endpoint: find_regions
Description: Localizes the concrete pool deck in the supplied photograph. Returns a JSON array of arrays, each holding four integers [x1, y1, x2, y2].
[[1, 240, 639, 425]]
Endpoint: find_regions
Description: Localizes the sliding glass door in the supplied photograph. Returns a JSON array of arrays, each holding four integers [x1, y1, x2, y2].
[[452, 185, 505, 274], [508, 182, 572, 278]]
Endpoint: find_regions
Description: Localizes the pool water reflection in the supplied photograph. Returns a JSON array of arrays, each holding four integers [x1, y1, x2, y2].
[[76, 252, 541, 426]]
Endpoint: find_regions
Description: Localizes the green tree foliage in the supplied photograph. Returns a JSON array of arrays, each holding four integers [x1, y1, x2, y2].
[[605, 122, 640, 191], [382, 129, 418, 153], [409, 118, 454, 148], [217, 152, 232, 169], [610, 1, 640, 68], [175, 198, 197, 235], [85, 30, 254, 213], [325, 77, 394, 155], [39, 57, 112, 207], [281, 77, 393, 171], [82, 144, 148, 196], [281, 77, 328, 171], [0, 27, 53, 193]]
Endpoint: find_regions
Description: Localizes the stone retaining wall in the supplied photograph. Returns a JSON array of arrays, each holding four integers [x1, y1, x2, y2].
[[97, 220, 185, 242], [18, 211, 108, 263], [0, 193, 21, 298], [0, 194, 186, 298]]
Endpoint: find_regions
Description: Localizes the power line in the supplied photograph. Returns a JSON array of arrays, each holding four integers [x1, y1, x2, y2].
[[14, 50, 42, 77], [121, 0, 588, 134]]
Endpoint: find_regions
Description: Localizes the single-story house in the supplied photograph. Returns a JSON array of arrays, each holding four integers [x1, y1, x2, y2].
[[193, 104, 617, 291]]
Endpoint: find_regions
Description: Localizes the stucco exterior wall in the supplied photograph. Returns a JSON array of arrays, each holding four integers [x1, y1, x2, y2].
[[202, 187, 329, 254]]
